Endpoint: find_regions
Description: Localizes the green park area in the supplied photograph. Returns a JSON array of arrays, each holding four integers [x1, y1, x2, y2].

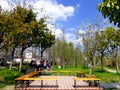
[[0, 0, 120, 90], [0, 65, 120, 89]]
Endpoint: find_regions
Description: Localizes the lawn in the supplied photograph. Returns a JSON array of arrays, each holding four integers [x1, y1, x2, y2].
[[53, 66, 120, 82], [0, 67, 25, 88], [0, 65, 120, 88]]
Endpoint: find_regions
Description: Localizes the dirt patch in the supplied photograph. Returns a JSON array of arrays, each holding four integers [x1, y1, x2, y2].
[[1, 85, 14, 90]]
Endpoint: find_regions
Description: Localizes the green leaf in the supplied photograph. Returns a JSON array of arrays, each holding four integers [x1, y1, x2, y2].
[[116, 6, 119, 10], [107, 2, 111, 7]]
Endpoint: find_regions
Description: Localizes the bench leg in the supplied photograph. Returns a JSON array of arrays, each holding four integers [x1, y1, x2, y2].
[[15, 80, 17, 89], [56, 80, 58, 87], [98, 80, 100, 88], [41, 80, 43, 87], [74, 80, 76, 87], [26, 80, 29, 87], [20, 80, 24, 88], [94, 80, 100, 87], [88, 81, 92, 86]]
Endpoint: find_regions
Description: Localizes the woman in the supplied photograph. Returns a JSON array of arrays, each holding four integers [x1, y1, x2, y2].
[[26, 60, 36, 74]]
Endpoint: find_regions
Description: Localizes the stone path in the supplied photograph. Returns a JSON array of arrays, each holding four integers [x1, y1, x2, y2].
[[101, 68, 120, 89], [100, 82, 120, 89], [104, 68, 117, 73]]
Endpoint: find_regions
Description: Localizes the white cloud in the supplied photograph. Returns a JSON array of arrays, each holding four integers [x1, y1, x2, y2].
[[76, 38, 82, 42], [32, 0, 75, 40], [0, 0, 75, 22], [65, 33, 75, 42], [78, 29, 85, 34], [65, 32, 83, 46], [33, 0, 74, 22], [0, 0, 9, 10], [55, 29, 63, 37], [0, 0, 77, 45], [47, 23, 63, 38], [0, 0, 16, 11]]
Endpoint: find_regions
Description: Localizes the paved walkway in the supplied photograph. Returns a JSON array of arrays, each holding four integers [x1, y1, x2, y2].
[[100, 82, 120, 89], [102, 68, 120, 89], [15, 76, 102, 90], [104, 68, 117, 73]]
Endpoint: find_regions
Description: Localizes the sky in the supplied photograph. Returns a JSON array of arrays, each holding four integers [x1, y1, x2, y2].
[[0, 0, 103, 44]]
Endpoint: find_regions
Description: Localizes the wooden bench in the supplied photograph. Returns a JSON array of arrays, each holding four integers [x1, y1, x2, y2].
[[85, 74, 94, 78], [40, 70, 73, 76], [39, 70, 58, 75], [77, 71, 84, 77], [15, 70, 39, 88], [58, 71, 72, 76], [24, 77, 59, 87], [73, 77, 101, 87], [84, 74, 97, 85]]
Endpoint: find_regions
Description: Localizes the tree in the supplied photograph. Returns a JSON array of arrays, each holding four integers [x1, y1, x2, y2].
[[78, 19, 102, 74], [98, 0, 120, 27], [100, 27, 120, 73], [106, 27, 120, 73], [9, 6, 36, 72], [0, 9, 18, 67], [31, 18, 55, 59], [0, 4, 55, 72], [82, 29, 98, 74], [47, 36, 82, 68], [97, 27, 114, 70]]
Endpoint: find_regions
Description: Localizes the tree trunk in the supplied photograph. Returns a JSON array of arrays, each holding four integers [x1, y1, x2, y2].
[[76, 56, 78, 68], [100, 53, 104, 71], [62, 59, 65, 69], [3, 49, 8, 67], [89, 60, 92, 74], [116, 59, 119, 73], [52, 56, 55, 67], [19, 47, 24, 73], [41, 51, 44, 60], [9, 48, 15, 70], [89, 52, 93, 75], [114, 48, 119, 73]]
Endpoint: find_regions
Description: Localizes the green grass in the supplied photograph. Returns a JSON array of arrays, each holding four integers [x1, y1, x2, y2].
[[52, 66, 88, 75], [0, 65, 120, 89], [104, 66, 116, 70], [91, 67, 120, 82], [0, 67, 25, 88], [53, 66, 88, 72], [0, 82, 5, 88], [52, 66, 120, 82]]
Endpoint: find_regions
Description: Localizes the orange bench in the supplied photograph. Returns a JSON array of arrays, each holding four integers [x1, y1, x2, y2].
[[15, 70, 39, 88], [24, 77, 59, 87], [85, 74, 94, 78], [73, 77, 101, 87], [77, 71, 84, 77]]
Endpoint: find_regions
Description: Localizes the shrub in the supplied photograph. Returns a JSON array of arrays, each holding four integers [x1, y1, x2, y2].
[[0, 82, 5, 88], [0, 68, 24, 85]]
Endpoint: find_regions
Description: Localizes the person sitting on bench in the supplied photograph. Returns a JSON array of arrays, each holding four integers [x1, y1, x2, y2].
[[26, 59, 36, 74]]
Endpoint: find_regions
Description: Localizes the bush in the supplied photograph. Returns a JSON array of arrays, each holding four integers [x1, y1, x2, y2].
[[21, 64, 28, 73], [4, 73, 20, 84], [0, 82, 5, 88], [0, 68, 24, 85]]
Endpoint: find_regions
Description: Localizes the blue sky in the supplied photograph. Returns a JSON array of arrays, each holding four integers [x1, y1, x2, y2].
[[0, 0, 104, 44], [55, 0, 103, 42], [56, 0, 102, 31]]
